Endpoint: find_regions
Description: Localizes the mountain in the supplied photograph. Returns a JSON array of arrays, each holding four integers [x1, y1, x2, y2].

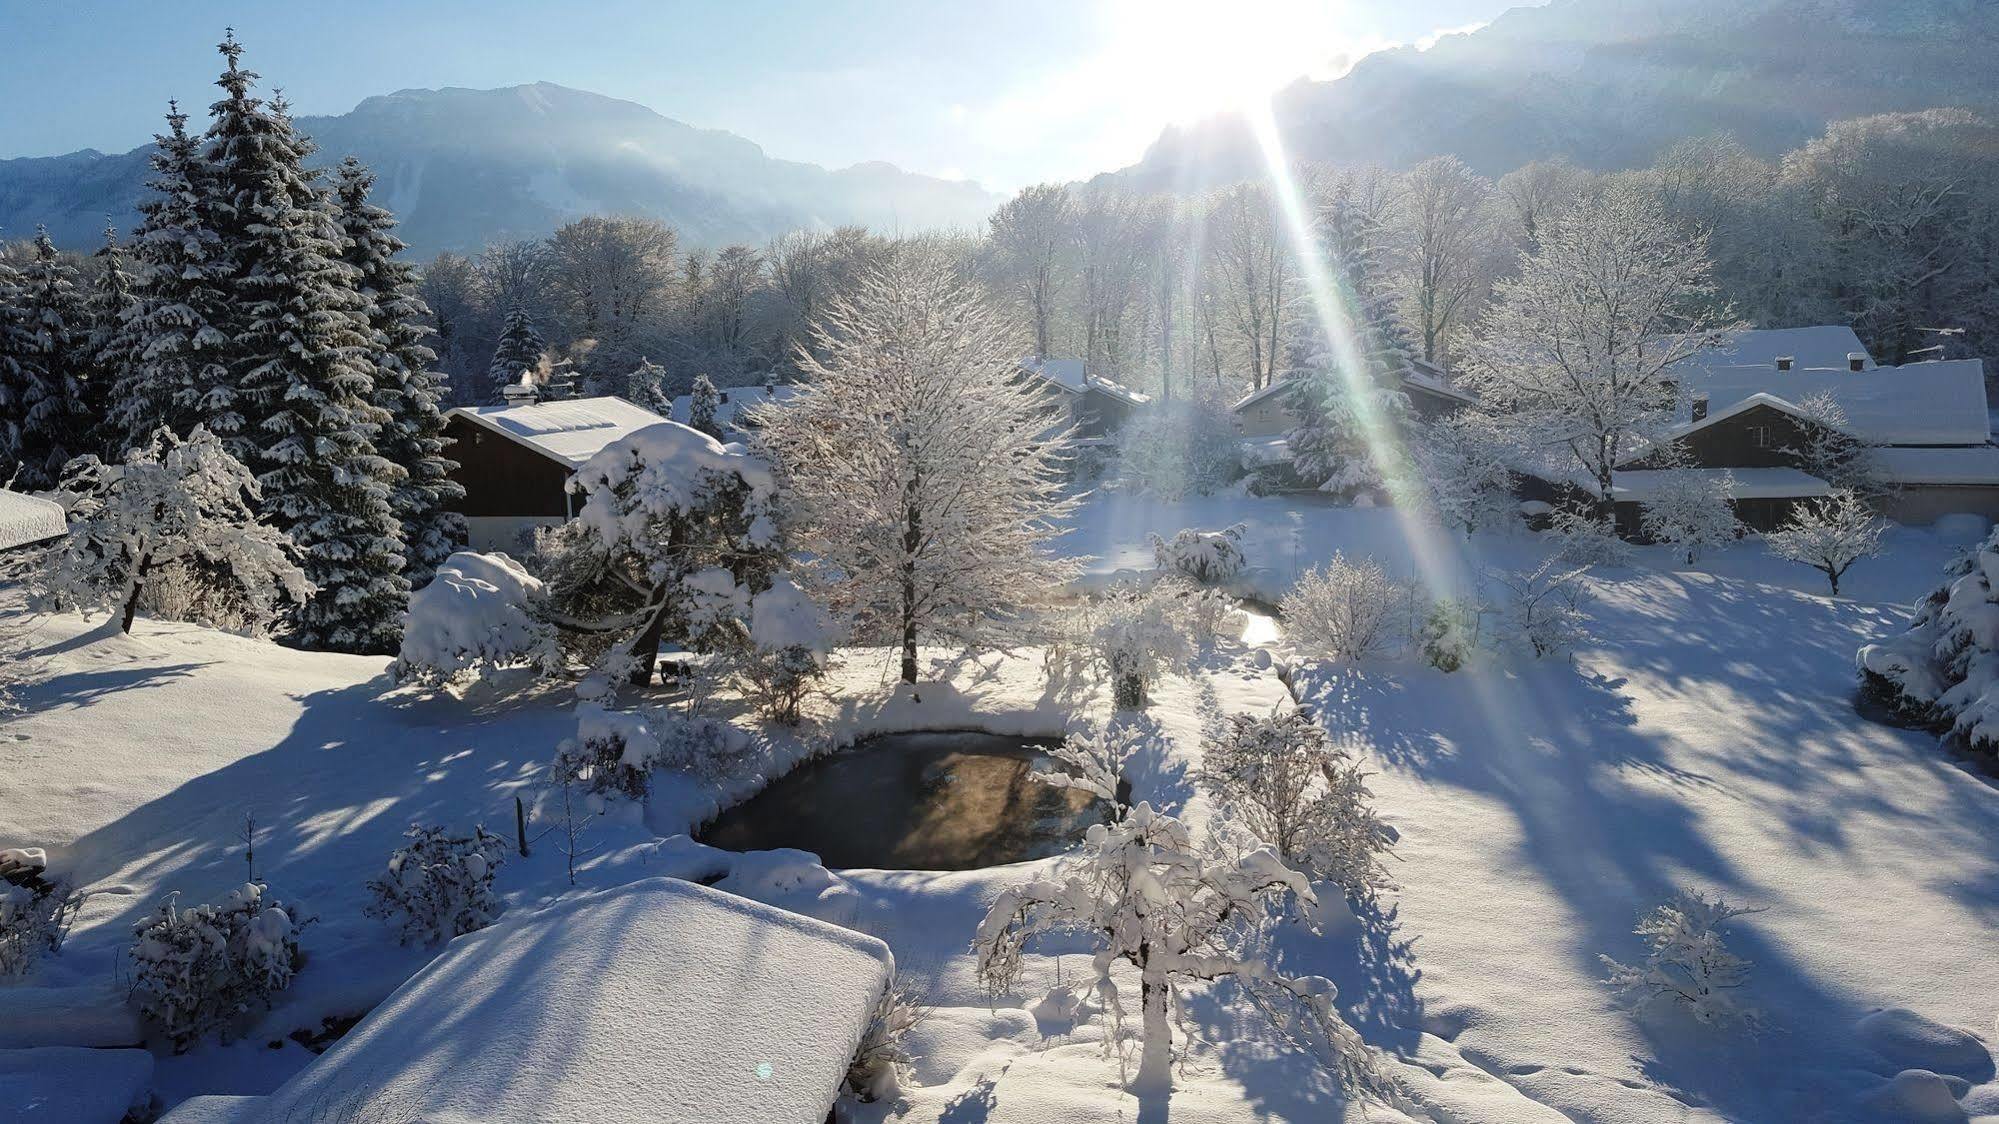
[[0, 82, 1001, 257], [1122, 0, 1999, 188]]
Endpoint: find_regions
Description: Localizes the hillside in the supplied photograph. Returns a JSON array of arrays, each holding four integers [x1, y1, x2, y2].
[[1123, 0, 1999, 188], [0, 82, 1000, 257]]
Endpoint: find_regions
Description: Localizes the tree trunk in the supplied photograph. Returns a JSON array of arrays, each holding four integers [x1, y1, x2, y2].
[[900, 480, 922, 685], [626, 590, 673, 686], [119, 551, 152, 634], [1132, 966, 1174, 1095]]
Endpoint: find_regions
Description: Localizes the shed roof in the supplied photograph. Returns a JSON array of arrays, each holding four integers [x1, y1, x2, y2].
[[1613, 467, 1832, 501], [1020, 357, 1151, 406], [0, 490, 66, 551], [1871, 445, 1999, 486], [447, 396, 672, 468], [235, 878, 892, 1124], [1683, 326, 1875, 374]]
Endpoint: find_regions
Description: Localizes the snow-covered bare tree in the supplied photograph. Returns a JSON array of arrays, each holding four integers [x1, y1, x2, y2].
[[1199, 709, 1394, 895], [1494, 560, 1592, 658], [1086, 583, 1195, 710], [1205, 182, 1291, 390], [1639, 470, 1741, 565], [974, 802, 1384, 1096], [1034, 720, 1151, 811], [754, 257, 1079, 684], [335, 157, 465, 589], [985, 183, 1074, 360], [1393, 156, 1496, 365], [37, 427, 309, 635], [1465, 183, 1739, 508], [1764, 489, 1884, 596], [1418, 412, 1520, 535], [1601, 888, 1764, 1032], [1494, 158, 1591, 251]]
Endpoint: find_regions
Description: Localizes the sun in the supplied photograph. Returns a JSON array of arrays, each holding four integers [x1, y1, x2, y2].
[[1100, 0, 1383, 123]]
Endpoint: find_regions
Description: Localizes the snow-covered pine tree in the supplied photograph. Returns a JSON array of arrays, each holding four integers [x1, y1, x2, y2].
[[687, 373, 723, 437], [0, 257, 30, 485], [86, 225, 144, 460], [205, 35, 409, 652], [119, 101, 234, 453], [14, 228, 96, 491], [752, 257, 1081, 684], [488, 307, 546, 401], [1284, 181, 1417, 501], [624, 358, 674, 417], [334, 157, 465, 590]]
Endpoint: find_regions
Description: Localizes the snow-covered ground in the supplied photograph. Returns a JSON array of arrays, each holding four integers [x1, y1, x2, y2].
[[5, 491, 1998, 1122]]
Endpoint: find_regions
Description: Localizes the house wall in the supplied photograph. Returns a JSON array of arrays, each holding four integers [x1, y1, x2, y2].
[[1236, 394, 1293, 437], [444, 416, 573, 520], [1629, 403, 1819, 470], [1080, 389, 1141, 438]]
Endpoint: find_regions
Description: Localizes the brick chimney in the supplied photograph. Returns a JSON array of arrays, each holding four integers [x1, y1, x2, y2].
[[501, 377, 539, 406]]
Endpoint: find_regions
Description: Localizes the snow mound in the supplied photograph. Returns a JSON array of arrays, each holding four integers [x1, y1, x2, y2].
[[1858, 1069, 1972, 1123], [716, 848, 864, 927], [233, 877, 891, 1124], [395, 551, 551, 678], [1858, 1008, 1995, 1083], [0, 1046, 154, 1124]]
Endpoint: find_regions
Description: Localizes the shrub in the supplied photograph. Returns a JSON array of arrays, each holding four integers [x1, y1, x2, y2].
[[1149, 524, 1249, 585], [654, 711, 775, 786], [1033, 721, 1148, 811], [128, 883, 306, 1051], [1548, 505, 1631, 567], [1601, 888, 1763, 1032], [730, 577, 832, 725], [0, 876, 83, 981], [1198, 709, 1394, 895], [364, 825, 507, 946], [550, 704, 662, 801], [1638, 470, 1742, 566], [1281, 553, 1402, 663], [1418, 597, 1479, 673], [394, 551, 560, 683], [1766, 489, 1885, 596], [845, 977, 927, 1103], [1087, 583, 1195, 710], [1115, 400, 1246, 499], [1495, 561, 1592, 659]]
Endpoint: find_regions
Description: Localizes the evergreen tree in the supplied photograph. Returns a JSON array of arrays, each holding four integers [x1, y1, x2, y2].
[[687, 373, 722, 437], [204, 33, 409, 652], [334, 157, 465, 589], [15, 228, 95, 491], [624, 358, 673, 416], [0, 257, 31, 485], [488, 306, 545, 400], [120, 101, 233, 452], [86, 224, 144, 459]]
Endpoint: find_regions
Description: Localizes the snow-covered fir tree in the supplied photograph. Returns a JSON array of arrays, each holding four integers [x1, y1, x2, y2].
[[118, 101, 233, 452], [85, 225, 144, 459], [14, 228, 97, 491], [334, 156, 465, 589], [0, 256, 30, 485], [754, 257, 1080, 684], [624, 359, 674, 417], [687, 373, 723, 437], [205, 35, 409, 652], [36, 427, 309, 635], [488, 306, 546, 401]]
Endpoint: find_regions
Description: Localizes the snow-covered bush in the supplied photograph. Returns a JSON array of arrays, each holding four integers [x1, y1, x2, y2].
[[1034, 721, 1150, 811], [1495, 561, 1592, 658], [687, 374, 724, 438], [1858, 525, 1999, 749], [393, 551, 559, 682], [0, 876, 83, 981], [1087, 583, 1195, 710], [1281, 553, 1403, 663], [36, 427, 309, 635], [1115, 399, 1246, 499], [1199, 710, 1394, 895], [128, 883, 305, 1051], [363, 824, 507, 946], [1639, 470, 1742, 565], [1417, 596, 1478, 672], [1766, 489, 1884, 596], [653, 710, 774, 785], [1418, 414, 1521, 535], [975, 803, 1384, 1096], [1601, 888, 1763, 1032], [1547, 505, 1632, 567], [728, 576, 832, 725], [845, 977, 927, 1103], [1149, 524, 1248, 585], [550, 704, 662, 801]]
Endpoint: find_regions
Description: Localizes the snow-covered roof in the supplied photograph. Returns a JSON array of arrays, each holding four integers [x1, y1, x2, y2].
[[1020, 357, 1151, 407], [1231, 361, 1473, 415], [1678, 357, 1990, 446], [1682, 326, 1876, 374], [235, 879, 892, 1124], [448, 396, 672, 468], [0, 490, 66, 550], [1612, 467, 1832, 501], [667, 384, 803, 433], [1871, 445, 1999, 486]]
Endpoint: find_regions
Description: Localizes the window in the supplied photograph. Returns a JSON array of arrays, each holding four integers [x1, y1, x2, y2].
[[1747, 425, 1772, 449]]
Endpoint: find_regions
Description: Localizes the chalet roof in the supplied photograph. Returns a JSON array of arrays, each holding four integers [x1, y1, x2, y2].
[[447, 396, 672, 468], [1019, 357, 1151, 406], [1231, 360, 1475, 414], [0, 490, 66, 551], [1612, 467, 1833, 501], [1685, 326, 1876, 374], [1871, 445, 1999, 486]]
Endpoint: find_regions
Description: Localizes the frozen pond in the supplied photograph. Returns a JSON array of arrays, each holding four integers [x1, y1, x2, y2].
[[698, 731, 1105, 870]]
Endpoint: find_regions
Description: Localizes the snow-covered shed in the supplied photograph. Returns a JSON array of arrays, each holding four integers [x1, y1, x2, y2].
[[161, 879, 893, 1124], [443, 396, 671, 551], [0, 490, 66, 552], [1231, 356, 1474, 438], [1019, 357, 1151, 440]]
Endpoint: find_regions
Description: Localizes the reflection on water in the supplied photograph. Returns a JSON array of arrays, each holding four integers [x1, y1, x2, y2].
[[698, 731, 1103, 870]]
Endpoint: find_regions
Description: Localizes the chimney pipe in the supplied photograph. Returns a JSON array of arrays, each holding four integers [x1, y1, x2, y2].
[[1848, 353, 1866, 372], [1776, 356, 1794, 372], [501, 377, 539, 406], [1691, 393, 1709, 422]]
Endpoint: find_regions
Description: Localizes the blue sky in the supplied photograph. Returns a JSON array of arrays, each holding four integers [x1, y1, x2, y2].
[[1, 0, 1520, 189]]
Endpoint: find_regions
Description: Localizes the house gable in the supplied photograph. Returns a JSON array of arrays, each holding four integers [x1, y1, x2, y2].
[[1623, 399, 1834, 472], [444, 413, 575, 519]]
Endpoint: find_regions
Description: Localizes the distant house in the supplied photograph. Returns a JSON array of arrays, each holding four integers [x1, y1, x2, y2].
[[1611, 326, 1999, 529], [1230, 357, 1475, 439], [667, 383, 802, 440], [0, 490, 66, 552], [443, 395, 672, 551], [1018, 357, 1151, 441]]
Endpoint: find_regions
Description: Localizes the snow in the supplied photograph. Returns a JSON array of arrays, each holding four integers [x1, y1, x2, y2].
[[1678, 353, 1991, 446], [667, 383, 802, 435], [750, 576, 830, 653], [447, 395, 672, 468], [0, 489, 66, 551], [1613, 466, 1831, 499], [0, 1046, 154, 1123], [395, 550, 552, 678], [195, 879, 890, 1124], [1873, 444, 1999, 486], [1683, 325, 1875, 373]]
